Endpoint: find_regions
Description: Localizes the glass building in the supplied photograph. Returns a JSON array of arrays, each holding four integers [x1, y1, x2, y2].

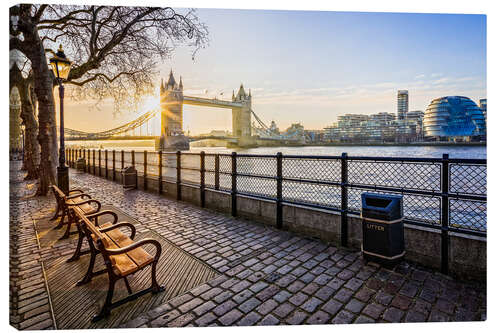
[[397, 90, 409, 120], [423, 96, 486, 140]]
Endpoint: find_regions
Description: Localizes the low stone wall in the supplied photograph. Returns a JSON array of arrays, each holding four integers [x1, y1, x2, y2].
[[79, 165, 486, 281]]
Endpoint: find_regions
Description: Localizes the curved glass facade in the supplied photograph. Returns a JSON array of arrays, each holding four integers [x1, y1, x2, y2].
[[423, 96, 486, 138]]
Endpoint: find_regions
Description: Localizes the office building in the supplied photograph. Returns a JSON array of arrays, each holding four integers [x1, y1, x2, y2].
[[423, 96, 486, 141], [397, 90, 409, 120]]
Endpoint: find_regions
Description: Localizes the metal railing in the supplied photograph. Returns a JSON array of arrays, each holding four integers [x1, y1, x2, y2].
[[67, 148, 486, 274]]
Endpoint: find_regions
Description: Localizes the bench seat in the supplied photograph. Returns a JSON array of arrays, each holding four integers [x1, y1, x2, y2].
[[93, 222, 154, 276]]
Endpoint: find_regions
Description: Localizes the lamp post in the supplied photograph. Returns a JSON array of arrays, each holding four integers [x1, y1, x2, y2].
[[20, 124, 25, 162], [49, 44, 72, 194]]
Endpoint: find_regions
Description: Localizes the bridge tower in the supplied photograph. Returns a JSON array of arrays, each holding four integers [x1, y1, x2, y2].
[[232, 84, 252, 143], [157, 70, 189, 150]]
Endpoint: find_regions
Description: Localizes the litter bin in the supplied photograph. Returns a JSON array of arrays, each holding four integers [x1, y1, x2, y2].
[[122, 166, 137, 190], [76, 157, 86, 172], [361, 192, 405, 266]]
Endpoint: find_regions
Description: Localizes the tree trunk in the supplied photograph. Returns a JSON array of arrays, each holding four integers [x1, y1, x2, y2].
[[18, 83, 40, 180], [18, 9, 58, 196]]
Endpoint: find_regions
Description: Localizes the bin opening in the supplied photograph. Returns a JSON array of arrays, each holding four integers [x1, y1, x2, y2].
[[365, 197, 392, 208]]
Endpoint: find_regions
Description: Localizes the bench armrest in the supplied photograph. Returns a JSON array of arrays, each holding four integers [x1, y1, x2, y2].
[[67, 199, 101, 214], [100, 222, 136, 240], [69, 189, 85, 194], [85, 210, 118, 226], [66, 193, 91, 200], [105, 238, 161, 261]]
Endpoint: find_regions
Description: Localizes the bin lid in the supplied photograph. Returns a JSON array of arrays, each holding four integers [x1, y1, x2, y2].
[[361, 192, 403, 212], [122, 166, 136, 172]]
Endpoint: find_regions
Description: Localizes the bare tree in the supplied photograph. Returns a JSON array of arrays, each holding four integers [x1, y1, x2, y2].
[[10, 63, 40, 180], [10, 4, 208, 195]]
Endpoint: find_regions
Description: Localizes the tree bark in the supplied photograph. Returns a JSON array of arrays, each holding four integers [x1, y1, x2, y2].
[[9, 67, 40, 180], [18, 5, 58, 195]]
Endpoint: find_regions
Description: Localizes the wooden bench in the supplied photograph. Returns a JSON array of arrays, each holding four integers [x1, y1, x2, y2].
[[71, 207, 165, 322], [51, 185, 101, 239]]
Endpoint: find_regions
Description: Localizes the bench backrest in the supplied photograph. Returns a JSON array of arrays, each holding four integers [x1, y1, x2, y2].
[[51, 185, 67, 199]]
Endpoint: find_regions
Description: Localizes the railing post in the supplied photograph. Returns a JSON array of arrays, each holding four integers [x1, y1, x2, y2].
[[98, 150, 101, 177], [231, 152, 237, 217], [176, 151, 181, 200], [92, 149, 96, 175], [441, 153, 449, 274], [341, 152, 348, 247], [70, 149, 73, 167], [131, 150, 136, 187], [144, 150, 148, 190], [112, 150, 116, 181], [87, 149, 90, 173], [158, 151, 163, 194], [121, 150, 124, 170], [276, 152, 283, 229], [215, 154, 220, 190], [200, 151, 205, 208], [105, 150, 108, 179]]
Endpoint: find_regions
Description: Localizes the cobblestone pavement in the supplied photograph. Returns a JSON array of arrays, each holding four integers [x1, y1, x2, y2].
[[9, 162, 486, 328]]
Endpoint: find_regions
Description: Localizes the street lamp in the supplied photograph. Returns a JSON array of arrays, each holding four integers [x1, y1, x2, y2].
[[20, 123, 25, 162], [50, 44, 72, 194]]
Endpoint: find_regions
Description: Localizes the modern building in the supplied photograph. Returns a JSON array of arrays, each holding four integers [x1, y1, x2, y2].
[[423, 96, 486, 141], [397, 90, 409, 120], [479, 98, 487, 122]]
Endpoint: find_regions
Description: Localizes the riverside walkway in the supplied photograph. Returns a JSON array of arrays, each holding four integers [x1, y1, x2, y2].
[[9, 161, 486, 329]]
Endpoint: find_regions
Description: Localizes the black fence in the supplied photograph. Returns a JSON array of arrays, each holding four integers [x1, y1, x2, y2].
[[67, 148, 486, 273]]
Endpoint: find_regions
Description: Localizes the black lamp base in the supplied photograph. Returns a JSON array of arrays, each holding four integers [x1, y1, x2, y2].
[[57, 165, 69, 195]]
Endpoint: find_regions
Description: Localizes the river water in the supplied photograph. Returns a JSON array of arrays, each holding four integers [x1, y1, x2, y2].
[[68, 140, 486, 159]]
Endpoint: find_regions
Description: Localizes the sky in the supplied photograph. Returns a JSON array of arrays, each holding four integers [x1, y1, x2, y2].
[[64, 8, 486, 135]]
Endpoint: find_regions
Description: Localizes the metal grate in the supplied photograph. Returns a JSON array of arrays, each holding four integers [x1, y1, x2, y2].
[[348, 160, 441, 191], [283, 158, 341, 182], [450, 164, 487, 195]]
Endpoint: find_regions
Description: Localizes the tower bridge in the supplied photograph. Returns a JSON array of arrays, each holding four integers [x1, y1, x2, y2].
[[65, 70, 305, 149]]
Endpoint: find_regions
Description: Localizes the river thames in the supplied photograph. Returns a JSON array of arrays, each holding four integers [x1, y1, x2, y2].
[[68, 140, 486, 159]]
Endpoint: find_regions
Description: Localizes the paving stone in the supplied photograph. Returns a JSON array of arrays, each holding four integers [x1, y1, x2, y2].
[[333, 288, 354, 303], [195, 312, 217, 326], [256, 285, 280, 302], [213, 290, 233, 304], [382, 307, 404, 322], [404, 310, 427, 323], [428, 309, 450, 322], [362, 303, 385, 319], [179, 297, 204, 313], [321, 299, 343, 316], [193, 301, 217, 316], [150, 310, 181, 327], [355, 315, 376, 323], [233, 290, 254, 304], [355, 287, 376, 302], [435, 298, 455, 315], [315, 286, 336, 301], [237, 311, 261, 326], [284, 310, 307, 325], [331, 310, 355, 324], [302, 282, 320, 295], [256, 299, 278, 315], [273, 290, 292, 303], [273, 303, 295, 318], [345, 298, 365, 313], [391, 294, 412, 311], [259, 314, 280, 325], [167, 313, 195, 327], [238, 297, 262, 313], [218, 309, 244, 326], [301, 297, 323, 313], [374, 291, 394, 306], [306, 310, 330, 324], [213, 300, 237, 316]]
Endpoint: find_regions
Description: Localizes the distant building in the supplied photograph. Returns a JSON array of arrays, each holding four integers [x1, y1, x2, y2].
[[479, 98, 487, 121], [397, 90, 409, 120], [323, 110, 425, 143], [423, 96, 486, 141], [283, 123, 305, 138], [269, 120, 280, 135]]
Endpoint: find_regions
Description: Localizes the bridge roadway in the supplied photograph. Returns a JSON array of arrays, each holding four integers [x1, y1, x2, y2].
[[183, 95, 244, 109]]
